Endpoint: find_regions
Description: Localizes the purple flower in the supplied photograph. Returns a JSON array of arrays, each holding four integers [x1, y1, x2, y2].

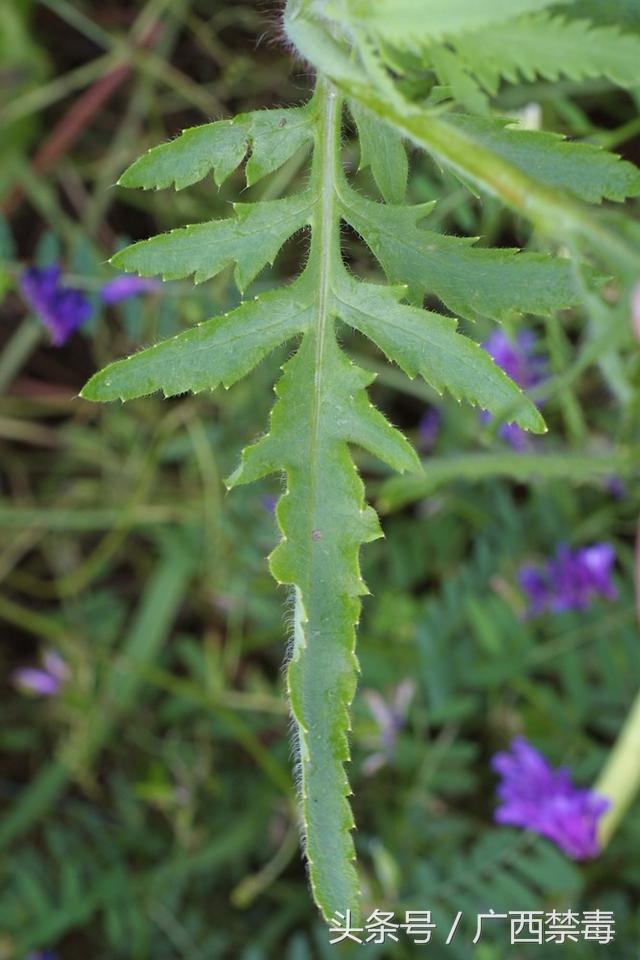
[[483, 331, 545, 390], [26, 953, 58, 960], [519, 543, 617, 616], [12, 650, 69, 697], [480, 331, 546, 449], [361, 680, 415, 776], [20, 265, 92, 346], [101, 275, 161, 304], [492, 737, 610, 860], [417, 408, 440, 452]]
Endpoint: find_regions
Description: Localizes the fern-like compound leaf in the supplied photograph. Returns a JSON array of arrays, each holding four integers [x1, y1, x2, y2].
[[285, 5, 640, 274], [451, 15, 640, 94], [82, 61, 579, 923]]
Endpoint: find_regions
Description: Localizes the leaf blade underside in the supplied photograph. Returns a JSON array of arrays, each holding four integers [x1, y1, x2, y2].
[[227, 329, 418, 918], [83, 63, 578, 924], [349, 100, 408, 204], [118, 103, 316, 191], [110, 193, 314, 288], [335, 273, 546, 434], [81, 284, 312, 401], [339, 184, 580, 318]]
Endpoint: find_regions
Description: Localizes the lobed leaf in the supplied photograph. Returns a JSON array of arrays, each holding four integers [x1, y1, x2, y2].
[[348, 101, 408, 204], [339, 184, 580, 319], [447, 115, 640, 204], [334, 272, 545, 433], [289, 13, 640, 271], [451, 15, 640, 95], [118, 103, 316, 191], [243, 104, 317, 186], [81, 284, 312, 402], [85, 54, 621, 925], [110, 193, 314, 289], [228, 330, 418, 919], [321, 0, 575, 46]]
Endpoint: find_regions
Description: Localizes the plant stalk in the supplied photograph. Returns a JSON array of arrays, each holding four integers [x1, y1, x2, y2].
[[595, 687, 640, 848]]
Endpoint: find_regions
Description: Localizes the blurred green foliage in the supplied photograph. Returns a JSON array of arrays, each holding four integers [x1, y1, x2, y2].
[[0, 1, 639, 957]]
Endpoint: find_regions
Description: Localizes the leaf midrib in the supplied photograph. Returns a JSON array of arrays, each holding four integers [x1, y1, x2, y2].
[[308, 81, 341, 549]]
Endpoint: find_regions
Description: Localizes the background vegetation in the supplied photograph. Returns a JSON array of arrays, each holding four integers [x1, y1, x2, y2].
[[1, 1, 639, 957]]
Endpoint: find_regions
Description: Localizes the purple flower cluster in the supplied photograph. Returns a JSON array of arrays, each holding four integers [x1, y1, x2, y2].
[[481, 330, 546, 449], [492, 737, 610, 860], [12, 650, 69, 697], [20, 265, 92, 347], [519, 543, 617, 616], [20, 264, 160, 347]]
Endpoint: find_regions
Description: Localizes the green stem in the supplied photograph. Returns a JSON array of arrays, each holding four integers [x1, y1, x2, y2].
[[595, 687, 640, 848]]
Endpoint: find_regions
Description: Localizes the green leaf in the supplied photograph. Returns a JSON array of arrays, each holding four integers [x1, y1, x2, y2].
[[349, 101, 408, 204], [452, 15, 640, 95], [84, 67, 587, 927], [339, 184, 579, 319], [324, 72, 640, 271], [447, 114, 640, 204], [427, 45, 489, 115], [322, 0, 575, 45], [334, 272, 545, 432], [87, 81, 428, 921], [118, 104, 316, 191], [243, 104, 317, 186], [110, 193, 314, 289], [81, 284, 311, 401], [227, 332, 417, 918]]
